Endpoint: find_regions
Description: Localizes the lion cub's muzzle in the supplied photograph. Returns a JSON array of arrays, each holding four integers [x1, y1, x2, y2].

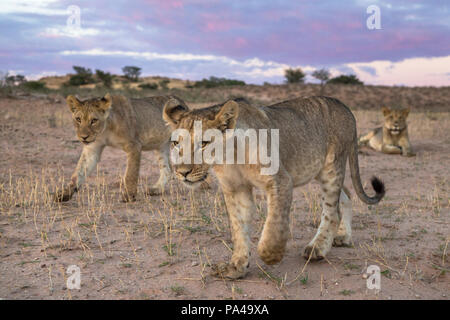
[[78, 135, 96, 144], [388, 127, 403, 135], [175, 167, 208, 187]]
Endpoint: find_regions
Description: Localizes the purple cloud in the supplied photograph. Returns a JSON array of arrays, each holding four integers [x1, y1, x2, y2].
[[1, 0, 449, 85]]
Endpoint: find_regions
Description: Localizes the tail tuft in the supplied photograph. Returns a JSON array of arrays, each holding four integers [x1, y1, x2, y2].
[[371, 176, 385, 200]]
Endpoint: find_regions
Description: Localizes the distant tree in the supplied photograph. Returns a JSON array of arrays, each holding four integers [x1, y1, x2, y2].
[[327, 74, 363, 85], [68, 66, 94, 86], [122, 66, 141, 82], [312, 69, 330, 86], [95, 69, 113, 88], [4, 74, 26, 86], [284, 68, 305, 84]]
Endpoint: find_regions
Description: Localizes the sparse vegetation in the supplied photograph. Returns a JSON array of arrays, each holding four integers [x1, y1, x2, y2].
[[193, 76, 246, 88]]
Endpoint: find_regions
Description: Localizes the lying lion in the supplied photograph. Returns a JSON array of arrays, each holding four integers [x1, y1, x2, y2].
[[163, 96, 385, 279], [358, 107, 415, 157]]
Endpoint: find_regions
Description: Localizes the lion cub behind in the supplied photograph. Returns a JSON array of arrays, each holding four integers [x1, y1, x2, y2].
[[54, 93, 179, 202], [358, 107, 415, 157]]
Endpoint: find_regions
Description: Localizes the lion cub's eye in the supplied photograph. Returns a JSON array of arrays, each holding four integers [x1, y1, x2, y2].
[[75, 117, 81, 123], [91, 118, 98, 125]]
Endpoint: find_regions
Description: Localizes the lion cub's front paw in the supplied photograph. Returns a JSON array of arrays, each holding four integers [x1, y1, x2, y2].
[[53, 188, 75, 202], [303, 244, 326, 261], [332, 235, 353, 247], [121, 192, 136, 202], [146, 186, 163, 196], [211, 262, 247, 279]]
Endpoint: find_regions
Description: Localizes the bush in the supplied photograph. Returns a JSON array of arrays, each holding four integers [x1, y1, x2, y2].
[[68, 66, 94, 86], [327, 74, 363, 85], [193, 76, 246, 88], [21, 81, 47, 91], [138, 82, 158, 90], [122, 66, 141, 82], [284, 68, 305, 84], [95, 69, 113, 88]]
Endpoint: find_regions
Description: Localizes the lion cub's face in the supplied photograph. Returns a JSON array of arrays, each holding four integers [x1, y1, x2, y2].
[[66, 94, 112, 144], [163, 98, 239, 188], [382, 107, 410, 135]]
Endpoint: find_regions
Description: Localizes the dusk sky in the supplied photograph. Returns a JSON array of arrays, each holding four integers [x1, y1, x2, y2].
[[1, 0, 449, 86]]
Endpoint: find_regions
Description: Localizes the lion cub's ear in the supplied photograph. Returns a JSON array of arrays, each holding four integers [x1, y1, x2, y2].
[[98, 93, 113, 112], [382, 106, 391, 117], [66, 95, 81, 113], [401, 107, 410, 118], [213, 100, 239, 131], [163, 98, 189, 127]]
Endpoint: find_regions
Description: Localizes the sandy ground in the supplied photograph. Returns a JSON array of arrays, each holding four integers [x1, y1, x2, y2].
[[0, 91, 448, 300]]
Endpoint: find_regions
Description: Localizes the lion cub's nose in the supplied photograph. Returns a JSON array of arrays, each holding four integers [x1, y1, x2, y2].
[[80, 135, 89, 140], [178, 167, 192, 178]]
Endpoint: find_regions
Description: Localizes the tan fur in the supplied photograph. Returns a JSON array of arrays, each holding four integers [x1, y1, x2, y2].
[[163, 96, 384, 279], [358, 107, 415, 157], [54, 93, 179, 202]]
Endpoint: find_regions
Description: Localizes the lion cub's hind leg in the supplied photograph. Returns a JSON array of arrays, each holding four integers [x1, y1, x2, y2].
[[304, 153, 344, 260], [333, 186, 353, 247]]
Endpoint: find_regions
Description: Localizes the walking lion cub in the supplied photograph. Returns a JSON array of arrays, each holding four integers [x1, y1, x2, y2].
[[358, 107, 415, 157], [163, 96, 385, 279], [54, 93, 178, 202]]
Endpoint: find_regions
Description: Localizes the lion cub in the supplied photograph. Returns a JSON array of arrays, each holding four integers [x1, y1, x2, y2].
[[54, 93, 179, 202], [358, 107, 415, 157]]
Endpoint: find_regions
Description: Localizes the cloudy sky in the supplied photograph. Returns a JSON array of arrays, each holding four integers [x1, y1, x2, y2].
[[1, 0, 449, 86]]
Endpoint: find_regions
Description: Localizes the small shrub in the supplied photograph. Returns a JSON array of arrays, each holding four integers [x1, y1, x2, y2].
[[193, 76, 246, 88], [21, 81, 47, 91], [327, 74, 363, 85], [67, 66, 94, 86], [138, 82, 158, 90]]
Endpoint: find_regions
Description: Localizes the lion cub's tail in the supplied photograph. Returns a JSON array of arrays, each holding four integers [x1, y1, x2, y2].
[[348, 139, 385, 205]]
